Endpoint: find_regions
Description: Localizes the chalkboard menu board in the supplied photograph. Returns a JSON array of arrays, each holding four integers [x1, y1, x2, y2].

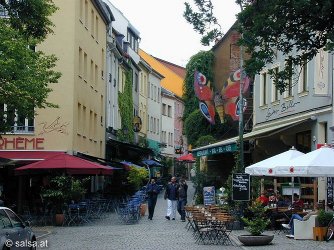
[[232, 173, 250, 201], [327, 177, 334, 204], [203, 186, 215, 206]]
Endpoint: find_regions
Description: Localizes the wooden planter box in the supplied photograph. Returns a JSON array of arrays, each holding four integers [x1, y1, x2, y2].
[[313, 227, 327, 241]]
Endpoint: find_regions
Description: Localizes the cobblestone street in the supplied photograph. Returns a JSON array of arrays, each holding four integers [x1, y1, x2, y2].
[[37, 182, 334, 250]]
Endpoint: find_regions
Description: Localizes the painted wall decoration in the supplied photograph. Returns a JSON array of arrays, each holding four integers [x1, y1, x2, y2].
[[38, 116, 69, 135], [314, 48, 329, 95], [194, 69, 250, 124], [215, 69, 250, 122], [193, 71, 215, 124]]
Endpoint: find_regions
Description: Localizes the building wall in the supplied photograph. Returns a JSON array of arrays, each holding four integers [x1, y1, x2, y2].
[[174, 97, 185, 153], [0, 0, 107, 158], [161, 92, 175, 157], [138, 61, 150, 139], [213, 29, 241, 92], [147, 71, 162, 152], [139, 49, 184, 98], [254, 49, 333, 126]]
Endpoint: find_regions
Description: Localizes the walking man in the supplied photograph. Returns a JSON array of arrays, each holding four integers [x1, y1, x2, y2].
[[146, 178, 160, 220], [164, 176, 179, 220], [177, 177, 188, 222]]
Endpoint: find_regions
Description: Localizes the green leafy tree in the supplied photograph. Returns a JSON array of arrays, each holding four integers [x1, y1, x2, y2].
[[127, 166, 149, 190], [0, 0, 61, 133], [184, 0, 334, 92]]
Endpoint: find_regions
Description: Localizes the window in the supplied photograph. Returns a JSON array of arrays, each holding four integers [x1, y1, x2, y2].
[[79, 0, 84, 22], [272, 67, 279, 102], [301, 61, 308, 92], [95, 16, 99, 41], [77, 103, 82, 133], [154, 86, 157, 101], [135, 73, 138, 92], [95, 64, 98, 86], [261, 72, 267, 105], [78, 47, 83, 77], [4, 210, 24, 228], [91, 10, 94, 36], [168, 105, 172, 117], [84, 53, 87, 81], [162, 104, 166, 116], [0, 210, 12, 228], [148, 81, 150, 98], [157, 119, 159, 134], [101, 49, 104, 79], [150, 117, 153, 132], [84, 0, 88, 28], [127, 29, 139, 53], [0, 104, 34, 133], [90, 60, 94, 84], [0, 4, 9, 18], [286, 61, 293, 97], [153, 118, 156, 133]]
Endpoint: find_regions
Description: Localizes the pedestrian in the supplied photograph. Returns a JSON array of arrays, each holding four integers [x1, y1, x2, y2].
[[177, 178, 188, 222], [164, 176, 179, 220], [146, 178, 160, 220]]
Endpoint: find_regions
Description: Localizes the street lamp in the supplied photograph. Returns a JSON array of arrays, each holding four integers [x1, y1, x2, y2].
[[238, 2, 244, 169]]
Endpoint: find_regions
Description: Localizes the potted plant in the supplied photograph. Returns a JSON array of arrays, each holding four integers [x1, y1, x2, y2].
[[238, 201, 274, 246], [313, 209, 333, 241], [41, 175, 87, 225]]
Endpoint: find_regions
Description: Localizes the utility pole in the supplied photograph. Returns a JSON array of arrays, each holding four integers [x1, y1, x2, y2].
[[238, 2, 244, 169]]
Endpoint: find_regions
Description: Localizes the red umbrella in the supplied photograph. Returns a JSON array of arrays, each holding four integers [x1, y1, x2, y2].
[[176, 153, 195, 162], [15, 153, 113, 175]]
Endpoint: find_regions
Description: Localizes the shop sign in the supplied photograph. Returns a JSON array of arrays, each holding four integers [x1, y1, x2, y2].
[[194, 143, 237, 157], [0, 137, 44, 150]]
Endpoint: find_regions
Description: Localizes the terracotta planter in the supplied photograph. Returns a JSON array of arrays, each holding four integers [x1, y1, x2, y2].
[[140, 204, 147, 216], [55, 213, 65, 226], [238, 234, 274, 246], [313, 227, 327, 241]]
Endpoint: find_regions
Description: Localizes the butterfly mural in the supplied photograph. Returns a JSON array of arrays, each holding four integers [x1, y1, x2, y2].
[[215, 69, 250, 122], [193, 69, 250, 124], [193, 70, 215, 124]]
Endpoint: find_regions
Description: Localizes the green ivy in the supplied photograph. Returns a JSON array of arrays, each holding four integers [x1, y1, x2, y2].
[[118, 69, 134, 143]]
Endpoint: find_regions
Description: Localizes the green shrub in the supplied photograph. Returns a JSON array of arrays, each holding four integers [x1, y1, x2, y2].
[[241, 201, 270, 236], [317, 209, 333, 227]]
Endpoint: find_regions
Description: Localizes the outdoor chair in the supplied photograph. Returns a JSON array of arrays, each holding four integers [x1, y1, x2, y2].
[[192, 215, 215, 244], [294, 214, 318, 240]]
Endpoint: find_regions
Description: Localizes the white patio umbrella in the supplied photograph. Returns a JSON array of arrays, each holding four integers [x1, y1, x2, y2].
[[245, 146, 305, 176], [274, 144, 334, 177]]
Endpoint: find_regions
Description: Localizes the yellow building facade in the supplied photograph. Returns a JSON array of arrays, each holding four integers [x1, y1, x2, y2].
[[139, 49, 184, 98], [0, 0, 110, 158]]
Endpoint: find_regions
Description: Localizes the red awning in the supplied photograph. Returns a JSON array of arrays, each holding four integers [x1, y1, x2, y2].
[[0, 150, 64, 161], [15, 153, 113, 175], [176, 153, 195, 162]]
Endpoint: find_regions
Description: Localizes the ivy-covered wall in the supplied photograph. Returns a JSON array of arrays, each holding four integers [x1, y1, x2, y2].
[[118, 69, 135, 143]]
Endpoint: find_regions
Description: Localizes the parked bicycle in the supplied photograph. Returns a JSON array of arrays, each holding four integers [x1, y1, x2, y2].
[[326, 214, 334, 241]]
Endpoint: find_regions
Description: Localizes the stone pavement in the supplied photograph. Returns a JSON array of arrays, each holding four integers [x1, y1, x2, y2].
[[34, 181, 334, 250]]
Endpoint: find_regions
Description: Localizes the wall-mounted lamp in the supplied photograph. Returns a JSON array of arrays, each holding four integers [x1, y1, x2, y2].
[[312, 136, 317, 143], [310, 115, 317, 121]]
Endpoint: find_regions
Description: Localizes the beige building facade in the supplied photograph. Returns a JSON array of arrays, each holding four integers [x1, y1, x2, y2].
[[0, 0, 111, 159]]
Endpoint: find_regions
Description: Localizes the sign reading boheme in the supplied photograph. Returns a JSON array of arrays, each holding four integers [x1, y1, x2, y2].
[[0, 137, 45, 150]]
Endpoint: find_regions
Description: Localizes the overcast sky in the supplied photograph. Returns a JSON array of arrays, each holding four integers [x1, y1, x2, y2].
[[109, 0, 240, 67]]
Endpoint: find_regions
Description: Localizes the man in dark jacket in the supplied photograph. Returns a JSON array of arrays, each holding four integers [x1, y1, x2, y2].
[[164, 176, 179, 220], [146, 178, 160, 220], [177, 178, 188, 222]]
